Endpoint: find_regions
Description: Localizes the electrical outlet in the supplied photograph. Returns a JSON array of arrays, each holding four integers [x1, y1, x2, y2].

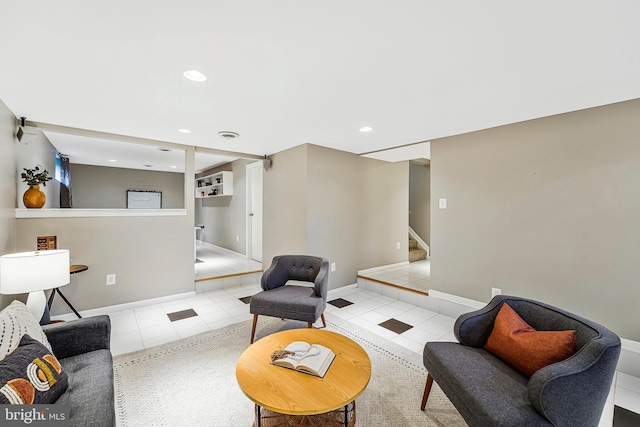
[[106, 274, 116, 286], [396, 242, 401, 250], [491, 287, 501, 298], [439, 198, 447, 209], [236, 235, 239, 242], [330, 263, 336, 272]]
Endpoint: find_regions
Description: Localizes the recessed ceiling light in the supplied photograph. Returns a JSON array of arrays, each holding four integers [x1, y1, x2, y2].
[[177, 128, 192, 134], [170, 165, 177, 169], [359, 126, 373, 133], [218, 131, 239, 140], [108, 159, 117, 163], [183, 70, 207, 82]]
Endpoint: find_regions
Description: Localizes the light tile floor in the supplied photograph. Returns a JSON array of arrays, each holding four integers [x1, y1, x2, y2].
[[105, 283, 639, 425], [359, 260, 430, 293], [107, 284, 455, 357], [64, 247, 639, 424], [195, 241, 262, 281]]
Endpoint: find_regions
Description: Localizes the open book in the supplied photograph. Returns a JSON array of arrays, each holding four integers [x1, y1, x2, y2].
[[270, 341, 336, 378]]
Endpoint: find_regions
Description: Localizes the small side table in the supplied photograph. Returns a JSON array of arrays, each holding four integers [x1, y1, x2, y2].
[[47, 264, 87, 319]]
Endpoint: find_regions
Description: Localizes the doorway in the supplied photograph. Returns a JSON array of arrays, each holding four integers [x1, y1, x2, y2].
[[246, 161, 264, 262]]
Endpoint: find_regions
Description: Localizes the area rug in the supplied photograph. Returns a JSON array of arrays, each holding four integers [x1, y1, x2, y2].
[[113, 316, 466, 426]]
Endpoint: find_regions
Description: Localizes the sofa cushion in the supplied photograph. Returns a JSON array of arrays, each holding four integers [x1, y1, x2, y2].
[[484, 303, 576, 377], [56, 349, 114, 427], [250, 285, 323, 322], [424, 341, 552, 425], [0, 300, 52, 362], [0, 334, 68, 404]]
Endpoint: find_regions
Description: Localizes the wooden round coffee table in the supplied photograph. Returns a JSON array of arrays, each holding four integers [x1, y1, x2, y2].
[[236, 328, 371, 426]]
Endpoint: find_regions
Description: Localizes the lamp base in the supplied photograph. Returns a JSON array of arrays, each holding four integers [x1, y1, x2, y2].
[[26, 290, 48, 324]]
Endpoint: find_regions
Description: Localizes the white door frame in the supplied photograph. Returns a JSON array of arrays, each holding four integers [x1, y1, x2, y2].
[[246, 161, 264, 262]]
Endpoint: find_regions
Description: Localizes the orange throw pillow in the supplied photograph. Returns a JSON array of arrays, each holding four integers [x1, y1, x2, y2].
[[484, 303, 576, 377]]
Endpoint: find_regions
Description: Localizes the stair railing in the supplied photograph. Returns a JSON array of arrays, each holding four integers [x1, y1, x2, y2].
[[408, 226, 430, 258]]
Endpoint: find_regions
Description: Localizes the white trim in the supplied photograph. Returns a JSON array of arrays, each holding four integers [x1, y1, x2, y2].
[[408, 226, 430, 257], [246, 161, 264, 262], [16, 208, 188, 218], [50, 291, 197, 321], [427, 289, 486, 310], [328, 283, 358, 296], [357, 262, 409, 275], [622, 338, 640, 354]]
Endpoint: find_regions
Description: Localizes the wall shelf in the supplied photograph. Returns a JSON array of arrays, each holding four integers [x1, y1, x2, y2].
[[195, 171, 233, 198], [15, 209, 187, 218]]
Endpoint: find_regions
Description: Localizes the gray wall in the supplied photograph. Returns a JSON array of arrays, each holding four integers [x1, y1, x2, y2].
[[70, 164, 184, 208], [263, 144, 309, 264], [195, 159, 252, 253], [15, 215, 195, 314], [307, 145, 361, 289], [0, 100, 18, 309], [430, 98, 640, 341], [12, 147, 197, 316], [409, 162, 430, 246], [359, 158, 409, 269], [263, 144, 409, 289]]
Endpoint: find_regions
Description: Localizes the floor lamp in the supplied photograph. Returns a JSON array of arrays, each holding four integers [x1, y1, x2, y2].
[[0, 250, 70, 323]]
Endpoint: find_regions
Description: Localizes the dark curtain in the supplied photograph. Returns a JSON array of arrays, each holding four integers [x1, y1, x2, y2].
[[59, 156, 73, 208]]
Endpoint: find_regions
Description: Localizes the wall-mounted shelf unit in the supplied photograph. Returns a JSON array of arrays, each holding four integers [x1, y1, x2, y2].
[[195, 171, 233, 198]]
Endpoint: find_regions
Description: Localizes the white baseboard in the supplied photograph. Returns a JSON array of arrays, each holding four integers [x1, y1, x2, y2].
[[427, 289, 486, 310], [50, 291, 197, 321], [328, 283, 358, 296], [619, 338, 640, 378]]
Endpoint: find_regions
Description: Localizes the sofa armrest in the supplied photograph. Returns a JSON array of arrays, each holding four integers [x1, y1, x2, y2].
[[42, 315, 111, 359], [313, 258, 330, 302], [527, 333, 621, 426], [454, 295, 506, 347], [261, 256, 287, 291]]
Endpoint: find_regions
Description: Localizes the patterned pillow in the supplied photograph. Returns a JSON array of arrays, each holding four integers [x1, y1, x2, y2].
[[0, 334, 68, 404], [0, 300, 53, 362]]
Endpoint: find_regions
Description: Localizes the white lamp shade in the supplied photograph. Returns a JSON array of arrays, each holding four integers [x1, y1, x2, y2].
[[0, 250, 70, 294]]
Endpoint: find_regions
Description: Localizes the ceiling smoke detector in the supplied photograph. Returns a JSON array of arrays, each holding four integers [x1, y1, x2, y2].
[[218, 131, 239, 140]]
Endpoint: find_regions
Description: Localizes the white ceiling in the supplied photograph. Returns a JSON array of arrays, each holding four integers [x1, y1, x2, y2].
[[1, 1, 639, 166], [43, 131, 234, 173]]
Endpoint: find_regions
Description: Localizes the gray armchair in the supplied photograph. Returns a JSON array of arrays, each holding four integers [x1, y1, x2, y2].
[[249, 255, 330, 343], [421, 295, 621, 426]]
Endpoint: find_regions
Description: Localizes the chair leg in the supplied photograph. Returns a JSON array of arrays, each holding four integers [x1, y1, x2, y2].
[[321, 313, 326, 327], [307, 322, 312, 328], [250, 314, 258, 344], [420, 373, 434, 411]]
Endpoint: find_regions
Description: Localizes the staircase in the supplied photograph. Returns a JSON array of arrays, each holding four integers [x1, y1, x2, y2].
[[409, 238, 428, 262]]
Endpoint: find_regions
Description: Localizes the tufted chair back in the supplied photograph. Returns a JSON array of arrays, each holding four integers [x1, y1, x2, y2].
[[261, 255, 329, 301]]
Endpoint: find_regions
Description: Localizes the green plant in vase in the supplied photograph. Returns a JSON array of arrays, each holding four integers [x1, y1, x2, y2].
[[21, 166, 53, 208]]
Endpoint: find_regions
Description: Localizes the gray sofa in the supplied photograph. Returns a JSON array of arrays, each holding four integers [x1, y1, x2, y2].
[[42, 315, 115, 427], [421, 295, 621, 426]]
